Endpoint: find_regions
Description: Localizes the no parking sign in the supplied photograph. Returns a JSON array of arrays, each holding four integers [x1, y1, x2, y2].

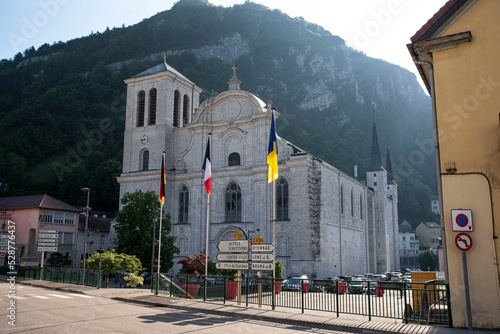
[[451, 209, 473, 232]]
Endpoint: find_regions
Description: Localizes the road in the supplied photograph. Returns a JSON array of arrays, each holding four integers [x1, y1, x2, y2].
[[0, 282, 353, 333]]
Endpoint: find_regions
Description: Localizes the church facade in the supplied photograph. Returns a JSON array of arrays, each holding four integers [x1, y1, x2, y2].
[[117, 61, 399, 278]]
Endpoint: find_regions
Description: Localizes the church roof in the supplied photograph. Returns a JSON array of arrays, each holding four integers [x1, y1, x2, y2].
[[368, 113, 384, 172], [130, 62, 195, 85]]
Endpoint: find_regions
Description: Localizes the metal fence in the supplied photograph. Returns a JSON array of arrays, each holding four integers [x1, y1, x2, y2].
[[0, 266, 106, 288], [152, 275, 452, 326]]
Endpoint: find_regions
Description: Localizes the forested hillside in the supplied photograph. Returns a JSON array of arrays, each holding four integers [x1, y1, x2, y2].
[[0, 0, 438, 225]]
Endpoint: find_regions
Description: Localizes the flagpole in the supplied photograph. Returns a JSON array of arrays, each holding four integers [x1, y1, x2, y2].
[[157, 151, 166, 295], [157, 204, 163, 294], [204, 194, 210, 300]]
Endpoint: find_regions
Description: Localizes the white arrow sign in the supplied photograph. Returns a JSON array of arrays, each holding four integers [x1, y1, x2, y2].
[[38, 234, 58, 239], [39, 230, 57, 233], [217, 253, 249, 261], [251, 253, 275, 261], [37, 242, 59, 247], [251, 262, 275, 270], [251, 244, 274, 252], [216, 262, 249, 270], [217, 240, 249, 253]]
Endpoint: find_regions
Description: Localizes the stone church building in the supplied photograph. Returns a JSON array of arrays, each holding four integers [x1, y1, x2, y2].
[[117, 60, 399, 278]]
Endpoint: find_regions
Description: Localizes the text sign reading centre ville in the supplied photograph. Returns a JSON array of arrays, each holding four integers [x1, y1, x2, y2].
[[451, 209, 473, 232], [216, 253, 249, 262], [217, 240, 249, 253]]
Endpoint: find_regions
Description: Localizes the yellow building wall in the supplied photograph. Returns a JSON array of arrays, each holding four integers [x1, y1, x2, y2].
[[431, 0, 500, 328]]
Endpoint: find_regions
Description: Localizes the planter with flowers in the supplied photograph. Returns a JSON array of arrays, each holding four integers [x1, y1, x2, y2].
[[177, 254, 210, 299]]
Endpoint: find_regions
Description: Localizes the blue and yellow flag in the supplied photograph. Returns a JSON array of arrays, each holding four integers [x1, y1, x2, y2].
[[267, 111, 278, 183]]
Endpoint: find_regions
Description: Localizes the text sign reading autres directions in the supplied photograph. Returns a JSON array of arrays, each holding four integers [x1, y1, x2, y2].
[[217, 253, 249, 262], [217, 240, 249, 253], [215, 262, 249, 270], [251, 262, 275, 271], [251, 253, 275, 262], [251, 244, 274, 252]]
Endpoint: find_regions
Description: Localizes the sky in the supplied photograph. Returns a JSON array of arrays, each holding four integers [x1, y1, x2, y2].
[[0, 0, 448, 88]]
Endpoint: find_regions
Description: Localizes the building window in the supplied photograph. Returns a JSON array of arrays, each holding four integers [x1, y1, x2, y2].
[[276, 177, 289, 220], [360, 194, 363, 220], [173, 90, 180, 127], [351, 189, 354, 217], [340, 185, 344, 214], [183, 94, 189, 126], [149, 88, 157, 125], [225, 182, 241, 222], [42, 211, 76, 225], [137, 90, 145, 127], [100, 235, 106, 245], [374, 182, 377, 186], [58, 232, 74, 244], [141, 150, 149, 171], [178, 185, 189, 224], [228, 152, 240, 166]]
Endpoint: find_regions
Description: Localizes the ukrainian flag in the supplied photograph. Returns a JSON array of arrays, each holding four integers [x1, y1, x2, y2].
[[267, 111, 279, 183]]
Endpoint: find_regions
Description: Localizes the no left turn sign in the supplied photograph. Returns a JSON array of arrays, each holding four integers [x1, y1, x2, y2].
[[0, 252, 6, 259], [455, 232, 473, 252]]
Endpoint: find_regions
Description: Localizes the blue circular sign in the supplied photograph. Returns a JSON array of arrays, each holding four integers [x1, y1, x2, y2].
[[456, 214, 468, 227]]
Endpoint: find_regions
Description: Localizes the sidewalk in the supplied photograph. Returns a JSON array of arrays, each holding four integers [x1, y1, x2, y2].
[[7, 278, 496, 334]]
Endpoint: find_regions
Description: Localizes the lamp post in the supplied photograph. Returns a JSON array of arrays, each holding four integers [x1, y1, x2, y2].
[[81, 187, 91, 285], [97, 247, 104, 289]]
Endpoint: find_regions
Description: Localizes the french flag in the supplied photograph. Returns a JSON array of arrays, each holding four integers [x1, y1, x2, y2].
[[202, 138, 211, 195]]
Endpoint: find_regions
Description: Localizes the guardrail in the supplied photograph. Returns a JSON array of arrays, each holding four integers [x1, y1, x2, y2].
[[0, 266, 106, 288], [152, 274, 451, 326]]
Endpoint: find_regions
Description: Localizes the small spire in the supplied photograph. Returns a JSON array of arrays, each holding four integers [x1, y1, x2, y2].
[[368, 105, 383, 172], [386, 144, 395, 184], [266, 96, 273, 111], [227, 63, 242, 90]]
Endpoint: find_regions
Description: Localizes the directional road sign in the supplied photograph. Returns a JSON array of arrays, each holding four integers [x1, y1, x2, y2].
[[37, 242, 59, 247], [251, 262, 275, 271], [251, 253, 275, 261], [451, 209, 473, 232], [455, 232, 473, 252], [39, 230, 57, 233], [216, 262, 249, 270], [38, 246, 58, 252], [251, 244, 274, 252], [38, 233, 58, 239], [217, 240, 249, 253], [217, 253, 249, 262]]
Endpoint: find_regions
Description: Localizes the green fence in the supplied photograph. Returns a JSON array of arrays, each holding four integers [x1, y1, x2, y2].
[[1, 266, 106, 288], [152, 274, 451, 326]]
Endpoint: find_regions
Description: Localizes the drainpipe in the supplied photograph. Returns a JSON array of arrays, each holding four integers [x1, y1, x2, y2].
[[412, 58, 449, 283]]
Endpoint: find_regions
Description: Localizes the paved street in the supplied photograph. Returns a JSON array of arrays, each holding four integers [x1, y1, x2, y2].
[[0, 283, 353, 333]]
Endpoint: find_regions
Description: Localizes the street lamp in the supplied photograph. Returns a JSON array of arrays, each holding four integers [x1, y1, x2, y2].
[[81, 187, 91, 285], [97, 247, 104, 289]]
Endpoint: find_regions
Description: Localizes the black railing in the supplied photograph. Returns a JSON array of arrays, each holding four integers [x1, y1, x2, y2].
[[152, 274, 451, 326], [1, 266, 106, 287]]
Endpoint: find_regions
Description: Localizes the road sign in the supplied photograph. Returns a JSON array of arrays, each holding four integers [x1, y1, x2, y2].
[[216, 262, 249, 270], [37, 246, 58, 252], [0, 252, 5, 259], [38, 233, 58, 239], [252, 237, 263, 244], [39, 230, 57, 233], [217, 253, 249, 261], [217, 240, 249, 253], [451, 209, 473, 232], [251, 253, 275, 261], [251, 262, 275, 270], [233, 232, 243, 239], [37, 242, 58, 247], [251, 244, 274, 252], [455, 232, 473, 252]]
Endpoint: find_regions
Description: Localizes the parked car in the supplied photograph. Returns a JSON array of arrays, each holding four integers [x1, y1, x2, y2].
[[281, 275, 309, 291], [366, 281, 379, 295], [347, 280, 366, 294]]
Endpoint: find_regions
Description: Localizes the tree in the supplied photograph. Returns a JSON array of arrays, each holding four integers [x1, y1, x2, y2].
[[115, 190, 179, 273], [418, 249, 437, 271], [85, 249, 143, 275]]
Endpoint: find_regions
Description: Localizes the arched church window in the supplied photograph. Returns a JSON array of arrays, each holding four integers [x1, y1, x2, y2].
[[225, 182, 241, 222], [340, 184, 344, 214], [141, 149, 149, 171], [178, 185, 189, 224], [183, 94, 189, 126], [149, 88, 157, 125], [137, 90, 145, 127], [351, 189, 354, 217], [228, 152, 240, 166], [173, 90, 180, 127], [360, 194, 363, 220], [276, 177, 288, 220]]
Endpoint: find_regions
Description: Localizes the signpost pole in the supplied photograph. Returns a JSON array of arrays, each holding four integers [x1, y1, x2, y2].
[[462, 252, 473, 330], [40, 251, 44, 280], [237, 269, 242, 305]]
